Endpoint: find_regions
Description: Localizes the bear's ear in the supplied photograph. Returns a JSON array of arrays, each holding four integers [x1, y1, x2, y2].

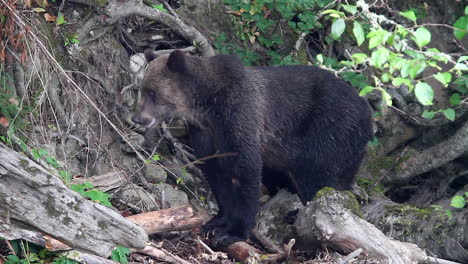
[[166, 50, 187, 73], [144, 49, 158, 62]]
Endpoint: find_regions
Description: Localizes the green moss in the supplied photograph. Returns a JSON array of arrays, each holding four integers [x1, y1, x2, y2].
[[46, 194, 62, 218], [314, 187, 363, 218], [356, 177, 384, 195], [366, 147, 416, 177], [98, 220, 108, 230], [63, 216, 72, 225], [366, 153, 397, 177], [19, 159, 29, 168], [383, 204, 431, 219]]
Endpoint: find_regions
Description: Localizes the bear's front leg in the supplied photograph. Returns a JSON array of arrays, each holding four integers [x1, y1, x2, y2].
[[204, 139, 262, 245]]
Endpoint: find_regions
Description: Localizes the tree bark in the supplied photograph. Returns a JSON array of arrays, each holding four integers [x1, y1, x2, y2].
[[384, 119, 468, 185], [0, 143, 148, 257]]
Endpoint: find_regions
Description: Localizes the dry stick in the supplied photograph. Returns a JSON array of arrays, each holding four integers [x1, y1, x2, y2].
[[250, 229, 283, 254], [338, 248, 363, 264], [197, 237, 216, 255], [134, 245, 191, 264], [283, 239, 295, 259]]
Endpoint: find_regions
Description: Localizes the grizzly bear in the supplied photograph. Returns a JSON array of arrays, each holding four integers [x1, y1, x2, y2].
[[132, 49, 374, 245]]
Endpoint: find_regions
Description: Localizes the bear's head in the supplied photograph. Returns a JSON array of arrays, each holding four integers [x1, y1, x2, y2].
[[132, 50, 194, 128]]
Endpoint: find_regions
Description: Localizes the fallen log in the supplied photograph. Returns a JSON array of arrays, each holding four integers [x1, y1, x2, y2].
[[0, 143, 147, 257], [126, 204, 210, 235], [364, 195, 468, 263], [295, 188, 428, 264]]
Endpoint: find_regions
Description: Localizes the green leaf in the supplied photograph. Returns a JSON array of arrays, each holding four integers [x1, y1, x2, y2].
[[441, 108, 456, 121], [371, 48, 389, 69], [414, 82, 434, 105], [152, 154, 161, 161], [445, 209, 453, 219], [382, 73, 391, 83], [367, 29, 389, 49], [422, 111, 437, 119], [46, 157, 59, 168], [454, 62, 468, 71], [381, 89, 393, 106], [38, 148, 48, 156], [412, 27, 431, 48], [434, 72, 452, 87], [86, 190, 112, 207], [151, 4, 168, 12], [458, 56, 468, 62], [56, 12, 66, 25], [359, 86, 374, 96], [322, 9, 344, 16], [449, 93, 461, 106], [59, 170, 71, 183], [342, 4, 357, 15], [353, 21, 365, 46], [111, 246, 131, 264], [450, 195, 466, 208], [392, 78, 411, 86], [453, 16, 468, 40], [331, 18, 346, 40], [84, 181, 94, 189], [6, 255, 20, 264], [32, 149, 40, 160], [351, 53, 367, 64], [400, 10, 417, 22]]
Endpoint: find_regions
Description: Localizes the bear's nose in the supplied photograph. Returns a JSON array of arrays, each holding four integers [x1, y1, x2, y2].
[[132, 115, 141, 124]]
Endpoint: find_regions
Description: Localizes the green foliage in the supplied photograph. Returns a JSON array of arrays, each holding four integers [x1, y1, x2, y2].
[[111, 246, 131, 264], [4, 240, 77, 264], [71, 181, 112, 207], [453, 6, 468, 40], [151, 4, 168, 12], [220, 1, 468, 121], [64, 34, 79, 46], [451, 194, 467, 208], [56, 12, 66, 25]]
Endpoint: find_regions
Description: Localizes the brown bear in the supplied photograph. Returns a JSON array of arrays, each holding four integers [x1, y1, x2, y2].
[[132, 49, 374, 245]]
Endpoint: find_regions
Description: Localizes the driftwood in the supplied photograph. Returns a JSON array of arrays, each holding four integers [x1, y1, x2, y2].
[[0, 143, 147, 257], [295, 188, 428, 264], [126, 204, 211, 235]]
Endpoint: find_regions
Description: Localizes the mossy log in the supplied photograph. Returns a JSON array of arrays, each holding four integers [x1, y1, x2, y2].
[[0, 143, 148, 257], [364, 195, 468, 263], [294, 188, 428, 264]]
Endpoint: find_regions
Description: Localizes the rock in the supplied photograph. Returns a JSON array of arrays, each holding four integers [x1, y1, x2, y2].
[[121, 132, 145, 153], [154, 183, 189, 209], [145, 164, 167, 183], [129, 53, 146, 73], [161, 158, 195, 184], [256, 189, 303, 244], [119, 184, 159, 211]]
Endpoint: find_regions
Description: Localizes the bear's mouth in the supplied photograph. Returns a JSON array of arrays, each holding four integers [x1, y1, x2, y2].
[[146, 118, 157, 128]]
